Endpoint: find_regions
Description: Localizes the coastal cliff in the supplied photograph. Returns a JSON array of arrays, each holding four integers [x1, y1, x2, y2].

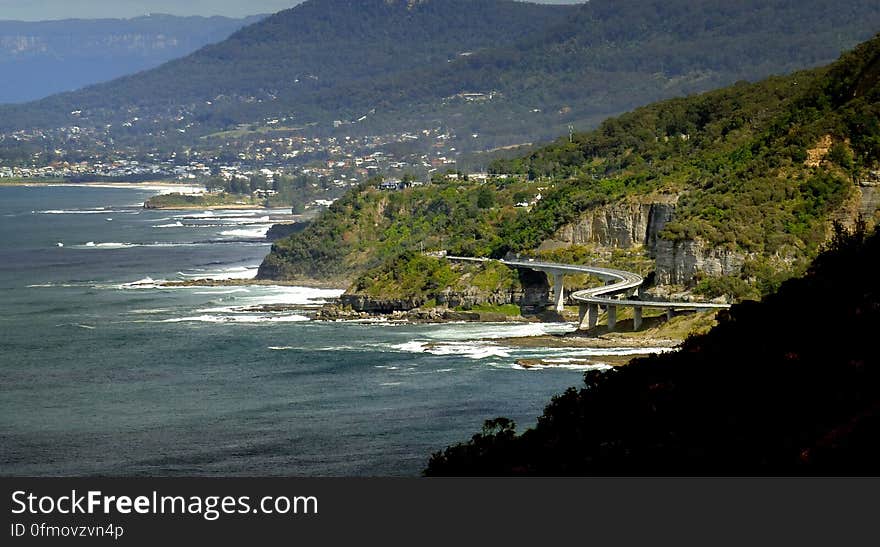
[[542, 195, 678, 252], [540, 195, 748, 287], [653, 239, 746, 285]]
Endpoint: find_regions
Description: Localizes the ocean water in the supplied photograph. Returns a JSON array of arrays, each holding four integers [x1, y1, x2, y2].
[[0, 185, 638, 476]]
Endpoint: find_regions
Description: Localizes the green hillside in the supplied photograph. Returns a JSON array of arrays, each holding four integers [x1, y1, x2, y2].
[[257, 175, 541, 283], [261, 34, 880, 299]]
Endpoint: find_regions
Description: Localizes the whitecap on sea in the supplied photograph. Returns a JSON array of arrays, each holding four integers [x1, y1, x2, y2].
[[390, 340, 512, 360], [219, 226, 272, 238], [159, 314, 310, 324]]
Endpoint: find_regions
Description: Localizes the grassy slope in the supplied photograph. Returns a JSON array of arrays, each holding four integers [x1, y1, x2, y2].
[[258, 177, 542, 282]]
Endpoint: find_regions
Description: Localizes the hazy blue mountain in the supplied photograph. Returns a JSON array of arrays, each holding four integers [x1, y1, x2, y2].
[[0, 13, 264, 103]]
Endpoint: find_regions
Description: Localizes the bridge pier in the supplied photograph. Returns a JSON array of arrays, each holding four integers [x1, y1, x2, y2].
[[577, 303, 599, 330], [666, 308, 675, 321], [606, 305, 617, 332], [553, 273, 565, 313], [633, 306, 643, 331]]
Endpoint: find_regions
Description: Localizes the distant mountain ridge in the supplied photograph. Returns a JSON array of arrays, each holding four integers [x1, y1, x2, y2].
[[0, 0, 573, 121], [1, 0, 880, 159], [0, 14, 264, 104]]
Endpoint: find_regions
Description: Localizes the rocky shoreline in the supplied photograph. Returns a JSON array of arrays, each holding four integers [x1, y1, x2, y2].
[[500, 331, 680, 349], [157, 274, 695, 371], [316, 303, 530, 323]]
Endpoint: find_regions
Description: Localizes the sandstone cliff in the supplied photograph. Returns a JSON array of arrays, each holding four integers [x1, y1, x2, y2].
[[541, 194, 678, 253], [540, 194, 748, 287], [652, 239, 746, 285]]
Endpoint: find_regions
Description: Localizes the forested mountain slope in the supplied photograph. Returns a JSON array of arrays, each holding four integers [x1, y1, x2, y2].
[[1, 0, 879, 158], [0, 0, 575, 133]]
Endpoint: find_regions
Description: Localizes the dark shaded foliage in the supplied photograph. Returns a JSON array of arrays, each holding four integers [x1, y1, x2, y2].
[[426, 223, 880, 475]]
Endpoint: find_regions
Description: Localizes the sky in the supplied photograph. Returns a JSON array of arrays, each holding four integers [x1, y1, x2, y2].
[[0, 0, 587, 21]]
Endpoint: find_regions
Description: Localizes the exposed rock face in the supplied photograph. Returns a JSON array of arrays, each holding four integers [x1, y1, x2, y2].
[[858, 184, 880, 222], [434, 283, 549, 315], [544, 194, 750, 286], [804, 134, 834, 167], [338, 295, 427, 313], [653, 239, 746, 286], [544, 195, 678, 255]]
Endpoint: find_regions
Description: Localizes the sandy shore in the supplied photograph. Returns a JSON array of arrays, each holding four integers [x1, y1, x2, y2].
[[145, 204, 271, 210], [1, 180, 201, 188], [0, 180, 208, 196]]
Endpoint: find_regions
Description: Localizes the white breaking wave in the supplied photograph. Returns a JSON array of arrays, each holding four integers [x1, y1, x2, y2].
[[39, 209, 115, 214], [37, 207, 140, 215], [75, 241, 231, 251], [511, 362, 614, 372], [219, 226, 272, 238], [191, 289, 253, 295], [391, 340, 512, 360], [423, 322, 576, 341], [154, 221, 184, 228], [234, 286, 344, 306], [119, 277, 165, 289], [159, 314, 310, 324], [77, 242, 138, 249], [182, 210, 271, 220], [177, 266, 260, 281]]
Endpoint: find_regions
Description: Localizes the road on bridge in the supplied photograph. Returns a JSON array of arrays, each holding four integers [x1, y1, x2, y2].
[[449, 256, 730, 331]]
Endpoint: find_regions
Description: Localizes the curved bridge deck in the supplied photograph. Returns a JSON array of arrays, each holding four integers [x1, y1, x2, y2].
[[448, 256, 730, 331]]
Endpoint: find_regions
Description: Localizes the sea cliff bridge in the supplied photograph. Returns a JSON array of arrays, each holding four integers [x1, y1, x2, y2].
[[448, 256, 730, 331]]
